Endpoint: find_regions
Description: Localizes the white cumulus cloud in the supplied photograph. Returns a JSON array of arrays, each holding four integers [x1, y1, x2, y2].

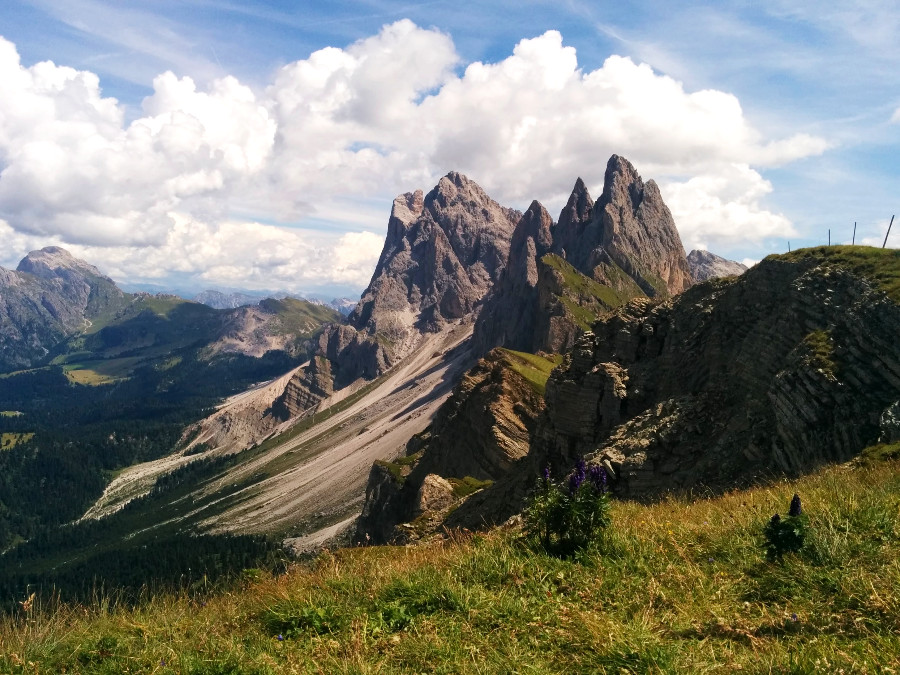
[[0, 22, 830, 293]]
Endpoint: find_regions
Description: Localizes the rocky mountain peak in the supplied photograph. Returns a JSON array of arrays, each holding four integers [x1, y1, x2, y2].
[[17, 246, 108, 282], [552, 178, 594, 263], [687, 249, 749, 282], [593, 155, 692, 296], [386, 190, 425, 244], [508, 200, 554, 288]]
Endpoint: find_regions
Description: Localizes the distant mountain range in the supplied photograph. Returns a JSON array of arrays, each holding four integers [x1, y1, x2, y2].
[[0, 247, 342, 374], [193, 289, 356, 316]]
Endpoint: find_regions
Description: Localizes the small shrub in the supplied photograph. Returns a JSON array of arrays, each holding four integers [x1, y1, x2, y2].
[[763, 493, 808, 560], [524, 459, 611, 556]]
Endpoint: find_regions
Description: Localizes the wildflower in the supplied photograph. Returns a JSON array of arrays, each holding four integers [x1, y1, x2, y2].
[[568, 459, 586, 494], [542, 465, 551, 483], [789, 493, 802, 517], [791, 613, 799, 622], [589, 464, 607, 492], [276, 634, 284, 641], [770, 513, 780, 526]]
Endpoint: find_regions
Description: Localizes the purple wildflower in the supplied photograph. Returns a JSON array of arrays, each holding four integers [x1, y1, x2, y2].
[[276, 634, 284, 641], [568, 459, 586, 494], [588, 464, 608, 492], [790, 613, 799, 622], [542, 465, 551, 483], [789, 493, 802, 518], [770, 513, 781, 526]]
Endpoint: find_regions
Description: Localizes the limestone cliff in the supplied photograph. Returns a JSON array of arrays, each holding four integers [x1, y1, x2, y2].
[[284, 172, 520, 409], [473, 155, 690, 356]]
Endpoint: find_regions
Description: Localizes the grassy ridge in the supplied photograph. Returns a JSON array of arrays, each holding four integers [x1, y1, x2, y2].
[[5, 454, 899, 672], [774, 245, 900, 302]]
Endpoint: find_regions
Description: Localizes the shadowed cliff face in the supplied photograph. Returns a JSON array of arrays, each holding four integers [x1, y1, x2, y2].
[[533, 251, 900, 498], [354, 349, 547, 544]]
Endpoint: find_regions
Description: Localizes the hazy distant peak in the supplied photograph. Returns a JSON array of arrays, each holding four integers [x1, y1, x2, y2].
[[687, 249, 748, 282], [16, 246, 109, 281]]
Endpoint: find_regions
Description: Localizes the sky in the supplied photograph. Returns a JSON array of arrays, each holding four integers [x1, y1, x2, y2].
[[0, 0, 898, 298]]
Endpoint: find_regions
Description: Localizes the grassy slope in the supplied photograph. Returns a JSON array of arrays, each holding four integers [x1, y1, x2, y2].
[[773, 245, 900, 302], [499, 348, 563, 396], [6, 452, 899, 673]]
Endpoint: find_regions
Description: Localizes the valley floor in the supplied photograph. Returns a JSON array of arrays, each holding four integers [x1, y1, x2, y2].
[[5, 451, 900, 673]]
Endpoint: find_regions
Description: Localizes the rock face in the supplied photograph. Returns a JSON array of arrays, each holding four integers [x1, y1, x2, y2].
[[687, 249, 748, 283], [473, 155, 692, 356], [350, 173, 519, 345], [561, 155, 693, 297], [530, 251, 900, 499], [283, 172, 520, 408], [354, 349, 546, 544], [0, 247, 127, 370], [272, 355, 334, 420]]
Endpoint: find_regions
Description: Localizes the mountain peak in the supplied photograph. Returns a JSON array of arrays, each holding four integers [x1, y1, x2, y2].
[[17, 246, 108, 281], [687, 249, 749, 282]]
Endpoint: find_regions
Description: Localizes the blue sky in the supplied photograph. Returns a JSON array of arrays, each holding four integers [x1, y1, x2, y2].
[[0, 0, 897, 296]]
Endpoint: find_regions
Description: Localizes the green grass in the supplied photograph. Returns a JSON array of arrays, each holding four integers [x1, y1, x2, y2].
[[774, 245, 900, 303], [5, 455, 900, 673], [447, 476, 493, 499], [541, 254, 626, 308], [498, 349, 563, 396], [61, 357, 143, 385], [0, 432, 33, 450], [802, 330, 837, 377], [258, 298, 340, 337]]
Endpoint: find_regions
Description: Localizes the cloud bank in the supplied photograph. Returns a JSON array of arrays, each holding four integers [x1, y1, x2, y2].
[[0, 21, 828, 293]]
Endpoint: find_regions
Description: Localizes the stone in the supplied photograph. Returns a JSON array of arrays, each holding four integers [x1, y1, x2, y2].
[[880, 401, 900, 443]]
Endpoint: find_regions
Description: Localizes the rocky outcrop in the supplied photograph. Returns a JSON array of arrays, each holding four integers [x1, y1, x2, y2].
[[288, 172, 520, 408], [528, 250, 900, 498], [350, 173, 518, 346], [0, 247, 127, 370], [354, 349, 547, 544], [687, 249, 748, 283], [473, 156, 691, 356], [272, 355, 334, 420]]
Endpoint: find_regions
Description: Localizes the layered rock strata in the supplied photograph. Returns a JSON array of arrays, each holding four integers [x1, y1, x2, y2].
[[532, 253, 900, 498]]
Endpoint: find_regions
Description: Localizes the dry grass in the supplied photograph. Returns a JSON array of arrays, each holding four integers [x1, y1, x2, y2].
[[3, 456, 900, 673]]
